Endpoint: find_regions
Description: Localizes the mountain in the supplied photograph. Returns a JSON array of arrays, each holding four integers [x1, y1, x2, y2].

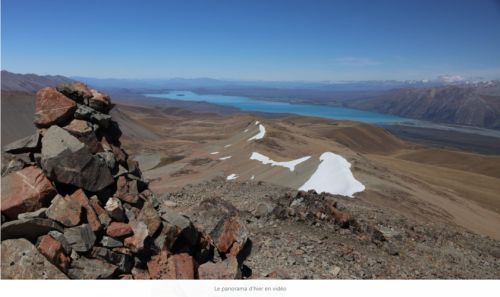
[[347, 83, 500, 129], [1, 70, 73, 92]]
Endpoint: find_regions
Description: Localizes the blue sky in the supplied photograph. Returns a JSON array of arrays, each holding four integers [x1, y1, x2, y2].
[[2, 0, 500, 81]]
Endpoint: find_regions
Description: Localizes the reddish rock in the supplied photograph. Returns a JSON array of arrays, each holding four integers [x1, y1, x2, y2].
[[106, 222, 133, 237], [88, 196, 111, 227], [63, 119, 93, 136], [37, 235, 70, 273], [147, 249, 169, 279], [213, 216, 248, 254], [1, 166, 57, 220], [69, 189, 102, 232], [56, 82, 93, 103], [46, 195, 82, 227], [115, 176, 138, 203], [198, 257, 241, 279], [34, 87, 76, 127], [89, 89, 112, 112], [165, 253, 195, 279], [124, 221, 148, 253]]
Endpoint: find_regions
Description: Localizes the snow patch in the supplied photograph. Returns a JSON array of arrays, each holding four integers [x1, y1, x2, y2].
[[210, 152, 219, 155], [227, 174, 238, 180], [219, 156, 232, 160], [250, 175, 255, 180], [244, 129, 249, 132], [224, 144, 232, 148], [255, 121, 260, 125], [248, 124, 266, 141], [250, 152, 311, 172], [299, 152, 365, 198]]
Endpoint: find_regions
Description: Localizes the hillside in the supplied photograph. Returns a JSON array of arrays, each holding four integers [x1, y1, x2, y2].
[[347, 84, 500, 129], [1, 70, 73, 92]]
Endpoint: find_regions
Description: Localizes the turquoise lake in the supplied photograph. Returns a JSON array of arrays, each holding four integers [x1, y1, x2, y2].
[[145, 91, 411, 124]]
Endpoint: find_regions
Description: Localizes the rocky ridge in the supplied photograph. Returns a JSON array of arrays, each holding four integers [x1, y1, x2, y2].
[[1, 82, 254, 279]]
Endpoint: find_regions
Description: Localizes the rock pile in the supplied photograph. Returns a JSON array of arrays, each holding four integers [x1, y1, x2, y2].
[[1, 82, 251, 279]]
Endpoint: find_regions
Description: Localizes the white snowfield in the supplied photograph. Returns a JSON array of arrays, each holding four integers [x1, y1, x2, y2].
[[219, 156, 232, 160], [248, 124, 266, 141], [210, 152, 219, 155], [250, 152, 311, 172], [227, 173, 238, 180], [299, 152, 365, 198], [255, 121, 260, 125]]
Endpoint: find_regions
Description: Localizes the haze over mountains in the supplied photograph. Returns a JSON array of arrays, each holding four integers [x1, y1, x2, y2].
[[2, 70, 500, 131]]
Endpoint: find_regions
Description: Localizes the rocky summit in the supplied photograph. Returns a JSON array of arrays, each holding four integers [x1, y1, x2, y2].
[[0, 82, 254, 279]]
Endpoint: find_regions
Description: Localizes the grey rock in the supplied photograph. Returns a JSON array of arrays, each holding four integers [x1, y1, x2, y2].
[[40, 126, 114, 191], [198, 257, 241, 279], [96, 151, 116, 170], [48, 230, 73, 254], [1, 239, 68, 279], [17, 208, 47, 220], [68, 256, 117, 279], [46, 194, 82, 227], [101, 236, 123, 248], [90, 247, 133, 274], [1, 218, 63, 243], [159, 207, 198, 246], [64, 224, 96, 252], [3, 133, 41, 154], [74, 104, 112, 128]]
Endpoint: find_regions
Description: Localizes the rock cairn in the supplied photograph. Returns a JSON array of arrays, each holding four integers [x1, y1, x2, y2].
[[1, 82, 251, 279]]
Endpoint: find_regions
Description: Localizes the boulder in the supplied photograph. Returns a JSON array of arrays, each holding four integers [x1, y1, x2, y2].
[[63, 119, 94, 136], [1, 218, 63, 243], [46, 195, 82, 227], [1, 239, 68, 279], [115, 175, 139, 203], [68, 189, 102, 232], [147, 249, 169, 279], [34, 87, 76, 127], [89, 196, 111, 227], [68, 256, 117, 279], [211, 216, 248, 255], [106, 222, 133, 237], [165, 253, 195, 279], [89, 89, 112, 113], [40, 126, 114, 191], [56, 81, 93, 104], [90, 247, 133, 274], [74, 104, 112, 128], [124, 221, 149, 253], [48, 230, 72, 254], [198, 257, 241, 279], [1, 166, 57, 220], [137, 201, 161, 235], [3, 133, 41, 154], [159, 207, 199, 246], [96, 151, 117, 171], [37, 234, 71, 273], [64, 224, 96, 252]]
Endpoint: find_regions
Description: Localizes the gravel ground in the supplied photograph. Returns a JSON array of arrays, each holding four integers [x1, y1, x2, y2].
[[160, 177, 500, 279]]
